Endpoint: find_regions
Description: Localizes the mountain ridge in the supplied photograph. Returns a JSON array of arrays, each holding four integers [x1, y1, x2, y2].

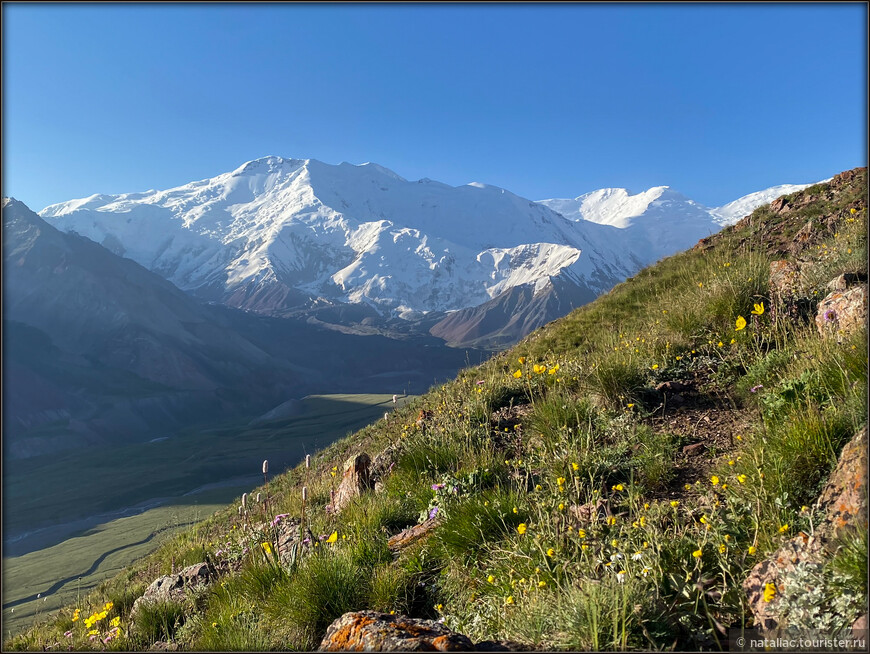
[[39, 157, 823, 347]]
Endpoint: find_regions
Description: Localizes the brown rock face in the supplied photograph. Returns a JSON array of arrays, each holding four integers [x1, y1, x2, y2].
[[743, 427, 868, 633], [318, 611, 475, 651], [329, 453, 374, 514], [815, 285, 867, 337]]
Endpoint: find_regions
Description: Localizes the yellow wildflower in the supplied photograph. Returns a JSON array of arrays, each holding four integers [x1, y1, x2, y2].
[[557, 477, 566, 485], [692, 549, 703, 558], [748, 545, 757, 555], [538, 580, 546, 588], [670, 500, 679, 507], [110, 616, 121, 628], [547, 548, 555, 557], [737, 474, 747, 484], [651, 364, 659, 370], [487, 575, 495, 583], [578, 529, 586, 538], [763, 583, 777, 602], [517, 523, 527, 535], [326, 531, 338, 544], [711, 475, 719, 485], [261, 541, 273, 555], [778, 524, 789, 533], [751, 302, 765, 315], [505, 596, 514, 605], [735, 316, 747, 331], [572, 462, 579, 471], [518, 356, 526, 364], [104, 602, 113, 612], [513, 369, 522, 379]]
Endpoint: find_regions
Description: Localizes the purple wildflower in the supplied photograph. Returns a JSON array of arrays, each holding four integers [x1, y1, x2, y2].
[[429, 506, 439, 519], [302, 537, 311, 545], [64, 631, 73, 638], [750, 384, 764, 393], [476, 380, 485, 385], [431, 483, 445, 491], [824, 309, 837, 323], [271, 513, 290, 527]]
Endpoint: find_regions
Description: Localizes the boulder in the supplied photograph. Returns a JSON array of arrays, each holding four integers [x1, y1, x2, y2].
[[815, 285, 867, 337], [318, 611, 474, 651], [130, 562, 213, 623], [329, 453, 374, 514], [815, 426, 868, 537], [743, 427, 867, 633]]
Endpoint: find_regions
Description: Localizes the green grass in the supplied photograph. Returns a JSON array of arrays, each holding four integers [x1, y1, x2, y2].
[[5, 170, 867, 651]]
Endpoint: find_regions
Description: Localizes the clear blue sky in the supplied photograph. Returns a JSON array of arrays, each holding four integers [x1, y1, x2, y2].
[[3, 3, 867, 212]]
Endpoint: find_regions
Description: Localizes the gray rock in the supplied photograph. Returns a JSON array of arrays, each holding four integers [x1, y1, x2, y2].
[[130, 562, 213, 623]]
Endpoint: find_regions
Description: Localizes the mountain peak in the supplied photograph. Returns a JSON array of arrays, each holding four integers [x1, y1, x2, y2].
[[231, 155, 306, 176]]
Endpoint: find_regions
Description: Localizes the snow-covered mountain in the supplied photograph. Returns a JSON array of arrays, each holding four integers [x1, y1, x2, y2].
[[538, 186, 721, 265], [40, 156, 641, 322], [40, 156, 823, 347], [537, 180, 821, 264], [708, 182, 828, 225]]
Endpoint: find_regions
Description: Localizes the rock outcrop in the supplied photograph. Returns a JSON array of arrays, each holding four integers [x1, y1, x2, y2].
[[130, 562, 213, 623], [743, 426, 867, 632], [815, 285, 867, 337], [318, 611, 524, 651], [328, 453, 374, 514], [318, 611, 474, 651]]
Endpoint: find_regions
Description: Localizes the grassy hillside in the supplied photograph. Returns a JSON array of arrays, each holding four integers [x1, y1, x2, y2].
[[4, 169, 866, 651]]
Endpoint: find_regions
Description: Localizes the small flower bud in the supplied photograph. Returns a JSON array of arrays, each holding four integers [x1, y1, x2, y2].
[[262, 460, 269, 475], [302, 486, 308, 501], [241, 493, 247, 509], [305, 454, 311, 469], [256, 492, 261, 503]]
